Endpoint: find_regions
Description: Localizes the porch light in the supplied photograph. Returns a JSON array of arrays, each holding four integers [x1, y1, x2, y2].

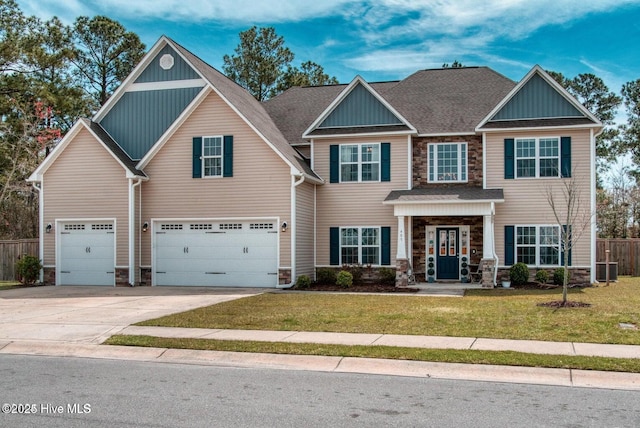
[[142, 222, 149, 233], [46, 223, 52, 233], [281, 221, 288, 232]]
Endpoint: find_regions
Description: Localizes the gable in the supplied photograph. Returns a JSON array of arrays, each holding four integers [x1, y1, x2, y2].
[[319, 83, 403, 128], [491, 74, 584, 121], [134, 44, 200, 83], [100, 87, 203, 160]]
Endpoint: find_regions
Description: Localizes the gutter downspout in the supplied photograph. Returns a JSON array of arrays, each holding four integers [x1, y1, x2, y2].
[[279, 174, 305, 289], [32, 182, 44, 284], [129, 178, 143, 286]]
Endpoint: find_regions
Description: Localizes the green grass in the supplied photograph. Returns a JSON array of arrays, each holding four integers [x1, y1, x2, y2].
[[137, 277, 640, 345], [104, 335, 640, 373], [0, 281, 21, 290]]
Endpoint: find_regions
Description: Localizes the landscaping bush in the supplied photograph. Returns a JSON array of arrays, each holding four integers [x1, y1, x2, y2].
[[377, 267, 396, 286], [553, 267, 571, 286], [295, 275, 311, 289], [341, 264, 364, 285], [336, 270, 353, 288], [316, 268, 337, 285], [509, 262, 529, 286], [15, 255, 42, 285], [535, 269, 549, 284]]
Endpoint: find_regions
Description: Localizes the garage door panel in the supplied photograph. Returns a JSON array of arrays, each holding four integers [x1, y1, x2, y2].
[[59, 222, 115, 286], [154, 221, 278, 287]]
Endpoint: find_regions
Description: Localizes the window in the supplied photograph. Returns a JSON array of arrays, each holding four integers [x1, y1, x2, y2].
[[340, 143, 380, 182], [516, 225, 560, 266], [202, 136, 223, 177], [516, 137, 559, 178], [428, 143, 467, 182], [340, 227, 380, 265]]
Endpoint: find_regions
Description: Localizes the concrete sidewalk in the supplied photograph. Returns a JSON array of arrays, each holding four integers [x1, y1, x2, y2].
[[118, 326, 640, 359]]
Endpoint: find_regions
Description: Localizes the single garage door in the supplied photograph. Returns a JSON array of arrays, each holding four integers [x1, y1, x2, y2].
[[58, 222, 115, 286], [154, 220, 278, 287]]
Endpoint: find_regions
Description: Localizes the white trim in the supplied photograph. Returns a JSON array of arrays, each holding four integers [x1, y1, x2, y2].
[[126, 79, 205, 92], [590, 128, 597, 283], [33, 182, 44, 283], [129, 179, 142, 285], [479, 123, 600, 133], [514, 224, 562, 267], [407, 135, 412, 189], [482, 132, 487, 189], [417, 131, 477, 137], [338, 142, 381, 183], [513, 136, 561, 179], [306, 130, 415, 140], [201, 135, 224, 178], [338, 226, 383, 266], [427, 142, 468, 183], [476, 65, 602, 131], [388, 201, 500, 217], [303, 75, 416, 138], [55, 218, 117, 287]]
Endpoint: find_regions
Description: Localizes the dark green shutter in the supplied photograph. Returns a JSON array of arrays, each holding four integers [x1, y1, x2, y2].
[[561, 137, 571, 178], [504, 139, 514, 179], [381, 226, 391, 265], [381, 143, 391, 182], [192, 137, 202, 178], [330, 145, 339, 183], [223, 135, 233, 177], [505, 225, 515, 265], [561, 225, 572, 266], [330, 227, 340, 265]]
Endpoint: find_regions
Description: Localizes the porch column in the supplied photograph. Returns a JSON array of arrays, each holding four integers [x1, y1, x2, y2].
[[483, 213, 494, 259], [396, 216, 407, 259]]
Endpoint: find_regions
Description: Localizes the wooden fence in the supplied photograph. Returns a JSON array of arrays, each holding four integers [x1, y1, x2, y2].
[[0, 239, 39, 281], [596, 239, 640, 276]]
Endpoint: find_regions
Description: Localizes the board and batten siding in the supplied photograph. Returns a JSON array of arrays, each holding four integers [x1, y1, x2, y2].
[[42, 128, 130, 266], [485, 129, 593, 267], [140, 91, 292, 267], [295, 180, 315, 279], [315, 135, 408, 266]]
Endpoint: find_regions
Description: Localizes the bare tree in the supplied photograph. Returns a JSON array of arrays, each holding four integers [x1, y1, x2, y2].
[[545, 171, 595, 304]]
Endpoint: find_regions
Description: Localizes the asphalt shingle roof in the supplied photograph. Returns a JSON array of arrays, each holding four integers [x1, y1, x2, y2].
[[385, 186, 504, 203], [84, 119, 147, 178]]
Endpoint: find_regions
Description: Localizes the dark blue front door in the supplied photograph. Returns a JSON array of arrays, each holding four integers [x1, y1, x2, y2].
[[436, 228, 459, 280]]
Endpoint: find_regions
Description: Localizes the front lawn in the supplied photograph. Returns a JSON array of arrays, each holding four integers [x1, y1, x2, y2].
[[136, 277, 640, 345], [0, 281, 21, 290]]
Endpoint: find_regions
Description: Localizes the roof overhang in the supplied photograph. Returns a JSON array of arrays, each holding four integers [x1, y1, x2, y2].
[[383, 187, 504, 217]]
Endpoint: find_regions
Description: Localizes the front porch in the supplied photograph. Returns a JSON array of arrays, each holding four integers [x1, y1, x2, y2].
[[384, 186, 504, 288]]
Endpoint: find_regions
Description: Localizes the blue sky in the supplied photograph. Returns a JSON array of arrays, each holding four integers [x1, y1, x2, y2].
[[16, 0, 640, 98]]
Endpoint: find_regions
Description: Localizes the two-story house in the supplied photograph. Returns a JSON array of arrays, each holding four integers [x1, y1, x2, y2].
[[28, 36, 601, 288]]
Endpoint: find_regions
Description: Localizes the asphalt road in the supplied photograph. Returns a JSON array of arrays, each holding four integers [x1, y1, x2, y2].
[[1, 355, 639, 428]]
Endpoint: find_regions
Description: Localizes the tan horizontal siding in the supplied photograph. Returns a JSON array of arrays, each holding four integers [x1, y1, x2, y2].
[[43, 128, 130, 266], [141, 91, 292, 266], [485, 129, 593, 266], [295, 181, 315, 279], [315, 136, 409, 265]]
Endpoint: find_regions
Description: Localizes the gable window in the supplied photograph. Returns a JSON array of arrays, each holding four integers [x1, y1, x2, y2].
[[203, 136, 223, 177], [340, 227, 380, 265], [516, 225, 560, 266], [428, 143, 467, 182], [340, 143, 380, 182], [516, 137, 559, 178]]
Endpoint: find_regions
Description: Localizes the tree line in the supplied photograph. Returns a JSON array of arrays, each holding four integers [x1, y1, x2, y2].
[[1, 0, 639, 239]]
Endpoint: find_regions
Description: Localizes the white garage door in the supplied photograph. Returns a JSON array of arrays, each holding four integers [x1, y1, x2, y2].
[[58, 222, 115, 286], [154, 221, 278, 287]]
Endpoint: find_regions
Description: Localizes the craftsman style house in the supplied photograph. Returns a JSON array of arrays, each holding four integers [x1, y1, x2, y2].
[[28, 36, 601, 287]]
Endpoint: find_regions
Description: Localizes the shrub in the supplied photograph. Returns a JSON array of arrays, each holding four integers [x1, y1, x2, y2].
[[377, 267, 396, 286], [336, 270, 353, 288], [15, 255, 42, 285], [535, 269, 549, 284], [509, 262, 529, 286], [342, 264, 364, 285], [553, 267, 571, 286], [316, 268, 337, 285], [295, 275, 311, 289]]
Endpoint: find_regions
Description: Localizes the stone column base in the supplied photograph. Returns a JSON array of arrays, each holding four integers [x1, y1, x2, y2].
[[479, 258, 496, 288], [396, 259, 409, 288]]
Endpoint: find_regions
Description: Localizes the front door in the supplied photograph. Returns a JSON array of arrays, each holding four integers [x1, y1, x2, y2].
[[436, 227, 459, 280]]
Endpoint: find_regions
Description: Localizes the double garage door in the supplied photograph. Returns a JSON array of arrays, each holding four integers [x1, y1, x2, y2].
[[58, 221, 115, 286], [154, 220, 278, 287]]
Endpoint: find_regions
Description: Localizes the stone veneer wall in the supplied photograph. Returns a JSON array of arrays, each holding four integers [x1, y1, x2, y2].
[[412, 135, 483, 187], [412, 216, 484, 282], [279, 269, 291, 285], [43, 267, 55, 285]]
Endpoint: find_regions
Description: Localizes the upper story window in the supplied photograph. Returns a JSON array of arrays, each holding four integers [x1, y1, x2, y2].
[[203, 136, 223, 177], [340, 143, 380, 182], [428, 143, 467, 183], [516, 137, 559, 178]]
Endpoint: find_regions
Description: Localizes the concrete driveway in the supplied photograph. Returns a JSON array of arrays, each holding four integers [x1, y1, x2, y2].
[[0, 286, 262, 345]]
